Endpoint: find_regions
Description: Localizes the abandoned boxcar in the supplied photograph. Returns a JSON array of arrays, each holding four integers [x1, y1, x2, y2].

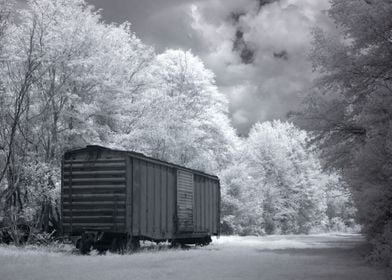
[[61, 145, 220, 253]]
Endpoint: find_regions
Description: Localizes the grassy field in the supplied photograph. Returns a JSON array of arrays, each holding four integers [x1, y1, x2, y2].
[[0, 234, 389, 280]]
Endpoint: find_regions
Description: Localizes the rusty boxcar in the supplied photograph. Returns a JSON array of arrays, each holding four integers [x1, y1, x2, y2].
[[61, 145, 220, 253]]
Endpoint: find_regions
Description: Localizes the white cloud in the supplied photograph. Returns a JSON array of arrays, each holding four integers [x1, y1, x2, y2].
[[189, 0, 331, 134]]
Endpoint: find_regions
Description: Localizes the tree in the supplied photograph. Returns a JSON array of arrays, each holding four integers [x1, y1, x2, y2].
[[297, 0, 392, 265], [221, 121, 335, 235], [115, 49, 237, 173], [0, 0, 154, 235], [0, 0, 49, 238]]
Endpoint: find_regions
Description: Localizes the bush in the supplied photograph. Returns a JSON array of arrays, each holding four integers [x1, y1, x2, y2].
[[368, 221, 392, 267], [220, 215, 236, 235]]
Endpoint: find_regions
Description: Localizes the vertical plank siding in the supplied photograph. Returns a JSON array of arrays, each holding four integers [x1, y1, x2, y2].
[[154, 165, 158, 234], [167, 168, 176, 236], [131, 159, 177, 239], [125, 157, 133, 234], [140, 160, 147, 234], [132, 158, 140, 236], [161, 166, 167, 235], [192, 175, 220, 235]]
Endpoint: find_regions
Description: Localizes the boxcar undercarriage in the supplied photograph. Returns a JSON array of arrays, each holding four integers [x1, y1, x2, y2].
[[71, 231, 212, 254]]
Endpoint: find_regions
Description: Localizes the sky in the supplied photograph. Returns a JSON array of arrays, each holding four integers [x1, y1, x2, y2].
[[18, 0, 333, 135]]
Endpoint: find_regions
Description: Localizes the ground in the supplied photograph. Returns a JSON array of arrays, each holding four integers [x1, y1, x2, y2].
[[0, 234, 389, 280]]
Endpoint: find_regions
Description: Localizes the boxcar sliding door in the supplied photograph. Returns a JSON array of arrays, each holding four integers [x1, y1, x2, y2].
[[176, 170, 194, 232]]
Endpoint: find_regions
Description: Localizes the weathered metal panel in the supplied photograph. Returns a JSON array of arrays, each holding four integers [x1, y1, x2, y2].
[[153, 163, 157, 235], [167, 168, 176, 236], [198, 177, 203, 231], [61, 149, 127, 233], [133, 159, 170, 239], [205, 179, 209, 232], [209, 179, 213, 232], [198, 177, 202, 232], [63, 203, 126, 210], [132, 158, 141, 235], [151, 164, 156, 235], [131, 159, 177, 239], [206, 179, 210, 232], [160, 166, 167, 237], [146, 163, 153, 235], [198, 177, 202, 231], [205, 179, 209, 231], [140, 160, 147, 235], [197, 177, 202, 232], [191, 175, 220, 235], [212, 181, 217, 233], [125, 157, 133, 234], [176, 170, 194, 232], [154, 164, 161, 236], [208, 179, 212, 232], [211, 179, 215, 233], [202, 178, 206, 230], [193, 177, 197, 231]]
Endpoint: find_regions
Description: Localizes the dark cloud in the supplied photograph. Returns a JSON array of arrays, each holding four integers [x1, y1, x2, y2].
[[273, 50, 289, 60], [233, 30, 255, 64], [88, 0, 202, 52]]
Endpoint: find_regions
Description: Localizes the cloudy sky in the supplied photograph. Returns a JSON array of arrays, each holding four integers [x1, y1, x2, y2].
[[30, 0, 335, 134]]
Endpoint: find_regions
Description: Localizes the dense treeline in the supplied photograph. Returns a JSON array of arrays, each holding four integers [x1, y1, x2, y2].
[[221, 121, 356, 235], [0, 0, 355, 246], [296, 0, 392, 266]]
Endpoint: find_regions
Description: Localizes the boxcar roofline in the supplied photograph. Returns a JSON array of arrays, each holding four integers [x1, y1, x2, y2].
[[63, 145, 219, 181]]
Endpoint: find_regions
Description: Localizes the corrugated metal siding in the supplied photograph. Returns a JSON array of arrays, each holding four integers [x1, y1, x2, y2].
[[130, 158, 176, 239], [177, 170, 194, 232], [62, 153, 126, 233], [193, 175, 219, 235]]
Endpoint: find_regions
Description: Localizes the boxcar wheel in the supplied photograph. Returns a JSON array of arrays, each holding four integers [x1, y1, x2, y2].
[[127, 238, 140, 252], [203, 236, 212, 246], [196, 236, 212, 247], [109, 237, 126, 254], [80, 234, 92, 255], [110, 238, 119, 253], [171, 240, 188, 249], [75, 238, 81, 250], [170, 240, 180, 248]]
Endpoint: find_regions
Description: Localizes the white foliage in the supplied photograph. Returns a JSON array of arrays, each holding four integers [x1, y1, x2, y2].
[[113, 49, 236, 174], [221, 121, 348, 235]]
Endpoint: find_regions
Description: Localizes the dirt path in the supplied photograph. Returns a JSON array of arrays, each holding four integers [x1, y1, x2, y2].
[[0, 234, 389, 280]]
